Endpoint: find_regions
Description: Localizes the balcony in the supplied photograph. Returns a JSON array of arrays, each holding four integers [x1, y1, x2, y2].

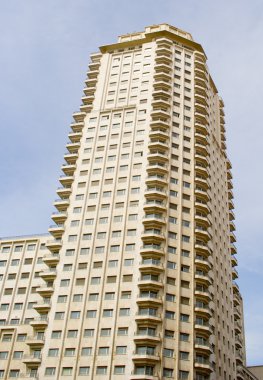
[[68, 131, 82, 143], [87, 68, 99, 79], [66, 141, 81, 152], [36, 285, 54, 296], [194, 76, 207, 90], [132, 351, 160, 363], [139, 259, 163, 273], [141, 230, 165, 243], [195, 176, 210, 189], [195, 200, 210, 214], [145, 175, 167, 187], [235, 335, 243, 349], [195, 340, 213, 353], [33, 300, 51, 313], [147, 151, 168, 163], [138, 276, 163, 289], [229, 220, 236, 231], [234, 306, 241, 320], [233, 281, 240, 294], [194, 359, 213, 373], [155, 54, 172, 65], [195, 164, 209, 178], [42, 253, 59, 265], [72, 111, 86, 122], [64, 151, 78, 164], [195, 212, 211, 227], [61, 163, 76, 176], [231, 243, 237, 255], [134, 332, 161, 343], [51, 211, 67, 224], [229, 199, 235, 210], [230, 232, 236, 244], [143, 200, 166, 212], [195, 256, 212, 271], [81, 94, 94, 105], [195, 272, 212, 286], [152, 98, 170, 109], [195, 227, 210, 241], [80, 103, 92, 113], [148, 139, 168, 150], [56, 186, 71, 198], [146, 162, 168, 175], [85, 77, 97, 87], [142, 214, 165, 226], [150, 118, 170, 130], [45, 239, 62, 252], [149, 129, 169, 139], [229, 209, 235, 221], [140, 245, 164, 257], [59, 174, 74, 186], [130, 374, 158, 380], [233, 292, 241, 306], [195, 153, 209, 166], [153, 71, 171, 83], [30, 316, 49, 328], [195, 288, 212, 302], [156, 45, 172, 55], [135, 312, 162, 323], [194, 84, 207, 98], [195, 242, 211, 257], [195, 322, 213, 335], [137, 294, 163, 306], [70, 121, 84, 133], [232, 268, 238, 280], [23, 354, 42, 365], [195, 142, 209, 156], [145, 187, 167, 199], [235, 321, 242, 334], [53, 198, 70, 211], [39, 268, 57, 281], [26, 336, 45, 347], [195, 304, 212, 318], [48, 224, 65, 238]]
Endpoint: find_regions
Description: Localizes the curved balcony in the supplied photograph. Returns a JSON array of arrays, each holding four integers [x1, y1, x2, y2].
[[141, 230, 165, 243], [194, 84, 207, 98], [195, 322, 213, 335], [143, 214, 165, 227], [137, 294, 163, 306], [66, 141, 81, 152], [194, 360, 213, 373], [143, 200, 166, 212], [134, 332, 161, 344], [233, 292, 241, 306], [70, 121, 84, 133], [145, 187, 167, 199], [234, 306, 241, 320], [195, 273, 212, 286], [150, 118, 170, 130], [135, 312, 162, 323], [42, 253, 59, 265], [229, 211, 235, 222], [230, 232, 236, 244], [231, 243, 237, 255], [229, 220, 235, 231], [80, 103, 92, 113], [195, 212, 210, 227], [194, 188, 209, 203], [83, 85, 96, 96], [148, 151, 168, 163], [195, 242, 211, 257], [195, 340, 213, 353], [140, 245, 164, 257], [195, 131, 208, 144], [30, 316, 49, 328], [155, 54, 172, 65], [195, 288, 212, 302], [81, 94, 94, 105], [61, 163, 76, 176], [72, 111, 86, 122], [132, 352, 160, 363], [229, 199, 235, 210], [232, 268, 238, 280], [59, 174, 74, 186], [156, 46, 172, 55], [85, 77, 97, 87], [145, 175, 167, 187], [195, 93, 208, 108], [152, 98, 170, 109], [195, 176, 209, 189], [194, 76, 207, 90], [138, 277, 163, 290], [149, 129, 169, 139], [87, 68, 99, 79], [195, 200, 210, 214], [130, 374, 158, 380], [139, 259, 164, 273], [195, 142, 209, 156], [68, 131, 82, 143], [195, 164, 209, 178], [151, 109, 170, 120], [195, 227, 210, 241], [195, 153, 209, 166], [148, 139, 168, 150], [195, 256, 212, 271], [146, 163, 168, 176], [235, 335, 243, 349], [235, 321, 242, 334], [195, 304, 212, 318]]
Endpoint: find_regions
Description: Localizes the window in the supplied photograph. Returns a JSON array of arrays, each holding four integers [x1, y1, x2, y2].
[[84, 329, 94, 337], [114, 366, 125, 374], [104, 292, 115, 300], [0, 351, 8, 359], [17, 334, 26, 342], [80, 247, 89, 255], [51, 330, 62, 339], [165, 330, 174, 339], [103, 309, 113, 317], [105, 276, 116, 284], [167, 261, 176, 269], [119, 308, 130, 316], [9, 370, 20, 378], [117, 327, 128, 335], [96, 367, 107, 375], [57, 294, 67, 303], [124, 259, 134, 266], [98, 347, 109, 355], [0, 303, 9, 310], [165, 310, 175, 319], [86, 310, 97, 318], [116, 346, 127, 355], [163, 348, 174, 358], [64, 348, 75, 356], [54, 312, 64, 320], [180, 351, 189, 360], [60, 279, 70, 287], [89, 293, 99, 301], [180, 333, 189, 342], [166, 293, 175, 302], [81, 347, 92, 356], [100, 328, 111, 336], [48, 348, 59, 357], [179, 370, 189, 379], [79, 367, 90, 376], [91, 277, 100, 284], [70, 311, 80, 319], [62, 367, 73, 376], [45, 368, 56, 376], [163, 368, 173, 377]]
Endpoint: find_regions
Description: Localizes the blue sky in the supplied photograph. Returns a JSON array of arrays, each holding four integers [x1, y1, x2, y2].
[[0, 0, 262, 365]]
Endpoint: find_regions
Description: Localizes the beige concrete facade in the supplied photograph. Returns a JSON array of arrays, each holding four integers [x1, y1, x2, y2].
[[0, 24, 256, 380]]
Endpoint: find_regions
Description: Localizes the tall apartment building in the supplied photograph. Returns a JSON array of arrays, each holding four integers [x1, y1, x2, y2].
[[0, 23, 256, 380]]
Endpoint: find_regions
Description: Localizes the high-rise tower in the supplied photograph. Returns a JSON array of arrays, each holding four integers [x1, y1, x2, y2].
[[0, 24, 256, 380]]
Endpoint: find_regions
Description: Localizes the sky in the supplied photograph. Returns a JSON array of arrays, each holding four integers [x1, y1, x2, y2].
[[0, 0, 262, 366]]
